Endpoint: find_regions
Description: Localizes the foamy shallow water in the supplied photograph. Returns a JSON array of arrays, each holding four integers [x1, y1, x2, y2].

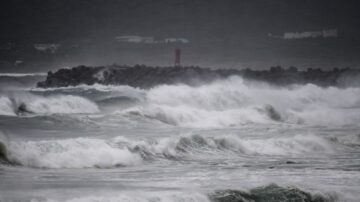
[[0, 75, 359, 202]]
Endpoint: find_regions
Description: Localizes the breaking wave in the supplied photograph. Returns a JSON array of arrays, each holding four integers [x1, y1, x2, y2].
[[30, 84, 146, 102], [114, 133, 342, 161], [0, 94, 99, 116], [1, 132, 355, 169], [30, 193, 210, 202], [31, 83, 144, 93], [0, 73, 46, 77], [0, 96, 16, 116], [0, 136, 142, 169], [120, 104, 281, 128], [5, 76, 360, 127], [116, 76, 360, 127], [30, 84, 146, 110]]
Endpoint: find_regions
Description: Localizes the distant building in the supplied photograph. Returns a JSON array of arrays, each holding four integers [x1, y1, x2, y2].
[[284, 31, 322, 39], [283, 29, 338, 39], [115, 35, 154, 43], [115, 35, 189, 44], [34, 44, 60, 53]]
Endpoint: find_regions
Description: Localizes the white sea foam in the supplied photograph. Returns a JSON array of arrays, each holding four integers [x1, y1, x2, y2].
[[0, 75, 357, 202], [128, 105, 273, 127], [29, 192, 210, 202], [0, 73, 46, 77], [0, 94, 99, 116], [17, 95, 100, 114], [0, 133, 341, 169], [112, 133, 338, 160], [30, 83, 145, 93], [4, 137, 142, 168], [0, 96, 16, 116], [7, 76, 360, 127], [125, 76, 360, 127]]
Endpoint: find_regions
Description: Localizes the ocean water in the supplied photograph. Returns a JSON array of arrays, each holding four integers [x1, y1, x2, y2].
[[0, 74, 359, 202]]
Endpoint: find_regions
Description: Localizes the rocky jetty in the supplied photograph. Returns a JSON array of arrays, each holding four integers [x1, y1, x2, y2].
[[37, 64, 360, 88]]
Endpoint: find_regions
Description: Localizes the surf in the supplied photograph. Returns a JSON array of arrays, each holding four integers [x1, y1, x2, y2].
[[2, 131, 355, 169], [0, 94, 100, 116], [114, 76, 360, 127], [0, 137, 142, 169]]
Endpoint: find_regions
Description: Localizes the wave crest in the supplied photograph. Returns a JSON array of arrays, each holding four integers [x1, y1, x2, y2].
[[1, 132, 355, 169], [16, 76, 360, 127], [2, 137, 142, 169], [140, 76, 360, 127], [114, 134, 339, 161], [0, 94, 99, 116]]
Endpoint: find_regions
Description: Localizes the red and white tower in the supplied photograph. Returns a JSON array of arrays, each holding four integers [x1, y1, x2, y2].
[[175, 48, 181, 67]]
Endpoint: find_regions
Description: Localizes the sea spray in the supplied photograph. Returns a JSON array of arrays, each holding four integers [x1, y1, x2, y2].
[[0, 94, 100, 116], [3, 137, 142, 168], [0, 96, 16, 116], [117, 76, 360, 127], [28, 76, 360, 127], [0, 132, 346, 168]]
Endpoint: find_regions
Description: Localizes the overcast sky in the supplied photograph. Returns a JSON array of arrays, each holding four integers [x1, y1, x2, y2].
[[1, 0, 360, 72]]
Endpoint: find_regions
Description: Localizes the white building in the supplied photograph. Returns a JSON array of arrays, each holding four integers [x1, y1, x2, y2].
[[115, 36, 154, 43], [34, 44, 60, 53], [115, 36, 189, 44], [283, 29, 338, 39]]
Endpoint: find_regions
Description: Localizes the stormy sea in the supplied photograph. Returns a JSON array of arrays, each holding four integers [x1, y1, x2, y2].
[[0, 73, 359, 202]]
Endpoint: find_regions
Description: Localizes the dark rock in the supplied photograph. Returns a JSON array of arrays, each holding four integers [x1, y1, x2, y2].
[[209, 184, 336, 202], [36, 64, 360, 88]]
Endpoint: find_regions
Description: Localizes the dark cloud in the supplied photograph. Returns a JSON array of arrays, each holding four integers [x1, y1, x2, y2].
[[0, 0, 360, 72]]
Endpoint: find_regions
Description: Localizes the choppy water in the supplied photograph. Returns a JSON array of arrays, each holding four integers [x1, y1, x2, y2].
[[0, 74, 359, 202]]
